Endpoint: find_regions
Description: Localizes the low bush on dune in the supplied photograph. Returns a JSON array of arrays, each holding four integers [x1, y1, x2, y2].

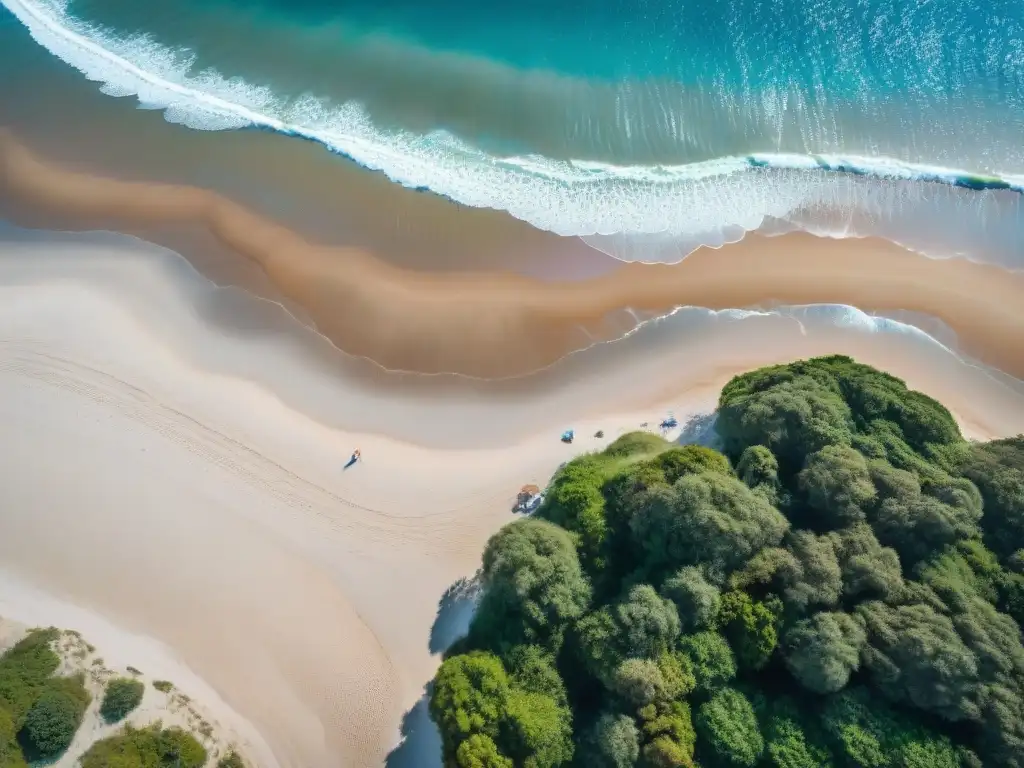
[[217, 750, 246, 767], [101, 677, 145, 723], [0, 707, 26, 768], [20, 674, 90, 759], [0, 629, 60, 722], [602, 432, 674, 460], [80, 724, 207, 768], [0, 629, 208, 766], [429, 355, 1024, 767], [0, 628, 90, 763]]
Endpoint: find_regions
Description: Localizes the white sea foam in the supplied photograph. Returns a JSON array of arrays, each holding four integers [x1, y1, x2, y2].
[[5, 0, 1024, 265]]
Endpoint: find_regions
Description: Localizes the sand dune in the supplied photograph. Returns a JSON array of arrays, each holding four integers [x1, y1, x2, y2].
[[3, 131, 1024, 380], [0, 613, 261, 767], [0, 233, 1023, 766]]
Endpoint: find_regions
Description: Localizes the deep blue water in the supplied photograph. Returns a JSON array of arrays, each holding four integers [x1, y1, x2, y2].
[[3, 0, 1024, 263]]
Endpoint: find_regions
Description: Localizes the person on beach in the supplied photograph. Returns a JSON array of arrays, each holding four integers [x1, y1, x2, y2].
[[344, 449, 361, 470]]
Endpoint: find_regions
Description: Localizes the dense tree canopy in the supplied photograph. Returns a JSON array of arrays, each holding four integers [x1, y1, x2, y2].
[[662, 568, 721, 633], [431, 355, 1024, 767]]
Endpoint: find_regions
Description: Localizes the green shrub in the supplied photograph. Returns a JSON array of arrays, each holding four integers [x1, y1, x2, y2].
[[584, 713, 638, 768], [469, 519, 591, 652], [718, 591, 781, 671], [661, 567, 721, 632], [538, 457, 609, 570], [152, 680, 173, 694], [100, 677, 145, 723], [696, 687, 764, 767], [20, 675, 90, 759], [430, 652, 510, 759], [0, 629, 60, 721], [0, 705, 25, 768], [678, 632, 736, 694], [217, 751, 246, 768], [602, 432, 671, 459], [455, 734, 512, 767], [502, 688, 574, 766], [80, 724, 207, 768], [656, 445, 732, 483]]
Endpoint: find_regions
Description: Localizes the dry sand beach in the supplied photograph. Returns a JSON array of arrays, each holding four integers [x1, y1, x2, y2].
[[0, 230, 1023, 766]]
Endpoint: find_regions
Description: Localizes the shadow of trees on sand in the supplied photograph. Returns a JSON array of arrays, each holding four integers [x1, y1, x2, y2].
[[386, 574, 481, 768], [677, 411, 720, 449]]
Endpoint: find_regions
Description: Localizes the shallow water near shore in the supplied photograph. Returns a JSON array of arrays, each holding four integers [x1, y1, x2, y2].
[[3, 225, 1023, 446]]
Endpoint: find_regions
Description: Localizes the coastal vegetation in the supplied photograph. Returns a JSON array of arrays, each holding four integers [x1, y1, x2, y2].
[[217, 750, 247, 767], [429, 355, 1024, 767], [80, 724, 207, 768], [101, 677, 145, 722], [0, 628, 216, 767], [0, 627, 90, 764], [21, 673, 90, 759]]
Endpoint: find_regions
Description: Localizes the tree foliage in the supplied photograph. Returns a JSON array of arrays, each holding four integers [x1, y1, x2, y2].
[[783, 612, 865, 694], [696, 688, 764, 767], [736, 446, 780, 503], [799, 445, 876, 529], [431, 652, 510, 755], [101, 677, 145, 723], [614, 585, 681, 661], [0, 630, 212, 768], [472, 519, 591, 652], [661, 568, 721, 633], [639, 700, 696, 767], [830, 523, 903, 602], [718, 591, 781, 671], [959, 436, 1024, 557], [585, 713, 639, 768], [678, 632, 736, 695], [762, 700, 833, 768], [457, 734, 514, 768], [629, 473, 788, 578], [503, 689, 574, 767], [777, 531, 842, 614], [0, 629, 60, 723], [21, 682, 88, 759], [430, 356, 1024, 767], [217, 752, 247, 768]]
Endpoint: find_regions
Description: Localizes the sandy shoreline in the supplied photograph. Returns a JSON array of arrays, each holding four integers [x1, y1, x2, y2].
[[3, 131, 1024, 380], [0, 234, 1022, 766]]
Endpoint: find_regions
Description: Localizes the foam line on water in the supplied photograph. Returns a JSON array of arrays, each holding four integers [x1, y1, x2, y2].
[[5, 0, 1024, 263]]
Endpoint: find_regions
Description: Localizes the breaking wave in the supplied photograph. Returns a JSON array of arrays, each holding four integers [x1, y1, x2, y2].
[[5, 0, 1024, 264]]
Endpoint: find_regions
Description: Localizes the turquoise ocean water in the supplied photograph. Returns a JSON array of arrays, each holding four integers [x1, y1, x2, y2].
[[3, 0, 1024, 263]]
